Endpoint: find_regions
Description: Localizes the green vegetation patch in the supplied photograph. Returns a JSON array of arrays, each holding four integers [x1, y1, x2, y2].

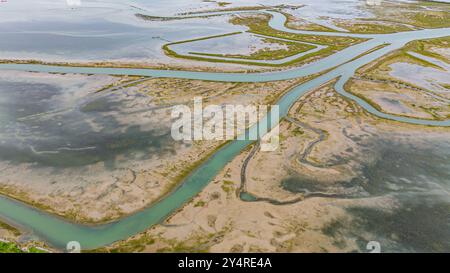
[[0, 241, 23, 253], [335, 21, 413, 34], [0, 241, 47, 253]]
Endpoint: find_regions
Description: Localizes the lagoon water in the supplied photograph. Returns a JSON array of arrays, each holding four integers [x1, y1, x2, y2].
[[0, 71, 177, 169], [321, 140, 450, 252], [0, 0, 376, 62], [0, 0, 246, 62]]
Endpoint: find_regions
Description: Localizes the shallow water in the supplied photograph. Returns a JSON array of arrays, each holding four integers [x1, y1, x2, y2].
[[283, 139, 450, 198], [318, 139, 450, 252], [0, 0, 243, 62], [390, 61, 450, 94], [0, 81, 61, 120], [0, 75, 175, 168], [0, 0, 381, 62]]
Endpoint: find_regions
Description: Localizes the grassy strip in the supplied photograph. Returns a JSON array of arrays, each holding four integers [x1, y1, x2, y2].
[[177, 4, 303, 16], [188, 36, 316, 61], [0, 57, 257, 74], [335, 21, 413, 34], [135, 13, 223, 21], [165, 31, 242, 46], [165, 48, 291, 67]]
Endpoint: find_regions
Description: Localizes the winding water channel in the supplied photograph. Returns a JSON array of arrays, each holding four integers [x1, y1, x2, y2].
[[0, 10, 449, 250]]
